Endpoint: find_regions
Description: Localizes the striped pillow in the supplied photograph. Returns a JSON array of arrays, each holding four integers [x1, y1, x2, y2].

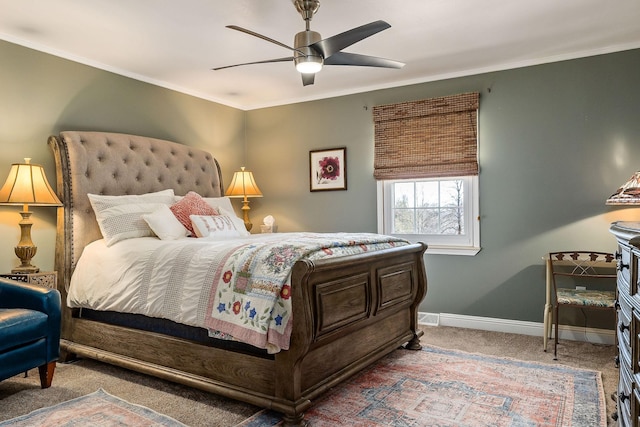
[[88, 189, 175, 246]]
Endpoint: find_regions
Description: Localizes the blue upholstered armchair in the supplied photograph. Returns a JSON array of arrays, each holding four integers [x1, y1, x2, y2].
[[0, 278, 61, 388]]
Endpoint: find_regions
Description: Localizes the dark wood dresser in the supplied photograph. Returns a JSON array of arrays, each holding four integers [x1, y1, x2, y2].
[[610, 221, 640, 426]]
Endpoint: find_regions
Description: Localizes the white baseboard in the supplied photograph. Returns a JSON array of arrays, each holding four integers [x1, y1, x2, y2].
[[419, 312, 615, 345]]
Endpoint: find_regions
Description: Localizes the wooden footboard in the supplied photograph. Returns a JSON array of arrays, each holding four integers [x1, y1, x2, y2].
[[266, 242, 427, 424], [59, 242, 426, 426]]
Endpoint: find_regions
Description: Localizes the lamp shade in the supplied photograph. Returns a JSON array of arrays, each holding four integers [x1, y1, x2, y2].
[[606, 171, 640, 205], [225, 167, 263, 198], [0, 158, 62, 206]]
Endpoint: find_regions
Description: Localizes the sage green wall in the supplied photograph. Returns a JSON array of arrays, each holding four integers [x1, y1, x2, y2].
[[246, 49, 640, 325], [0, 40, 245, 273], [3, 37, 639, 327]]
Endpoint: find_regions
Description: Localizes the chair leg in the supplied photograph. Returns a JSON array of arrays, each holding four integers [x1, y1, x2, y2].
[[554, 305, 559, 360], [38, 361, 56, 389]]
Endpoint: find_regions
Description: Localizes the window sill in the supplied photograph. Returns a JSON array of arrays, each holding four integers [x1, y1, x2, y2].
[[407, 242, 481, 256], [428, 246, 481, 256]]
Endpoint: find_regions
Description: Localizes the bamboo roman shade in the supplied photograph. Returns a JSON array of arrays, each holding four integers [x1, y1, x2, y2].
[[373, 92, 479, 180]]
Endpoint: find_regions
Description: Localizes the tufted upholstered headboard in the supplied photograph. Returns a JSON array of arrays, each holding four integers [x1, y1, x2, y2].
[[48, 131, 224, 294]]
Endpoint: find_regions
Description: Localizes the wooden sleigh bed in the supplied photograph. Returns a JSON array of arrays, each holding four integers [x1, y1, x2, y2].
[[48, 130, 428, 426]]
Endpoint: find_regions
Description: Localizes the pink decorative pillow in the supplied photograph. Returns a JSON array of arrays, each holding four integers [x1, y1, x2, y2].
[[170, 191, 219, 235]]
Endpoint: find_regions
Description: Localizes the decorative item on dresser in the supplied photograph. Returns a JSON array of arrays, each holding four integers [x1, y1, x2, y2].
[[606, 171, 640, 205], [610, 221, 640, 427]]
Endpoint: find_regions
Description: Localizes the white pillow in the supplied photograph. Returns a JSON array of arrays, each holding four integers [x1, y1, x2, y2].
[[92, 203, 170, 246], [190, 212, 249, 239], [142, 205, 189, 240], [203, 196, 235, 214], [88, 189, 175, 246], [217, 207, 250, 235]]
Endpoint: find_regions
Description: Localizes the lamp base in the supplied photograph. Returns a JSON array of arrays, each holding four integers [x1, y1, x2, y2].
[[13, 245, 39, 274], [241, 200, 253, 232], [11, 265, 40, 274]]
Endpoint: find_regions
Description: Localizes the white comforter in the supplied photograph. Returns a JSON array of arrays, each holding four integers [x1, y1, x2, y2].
[[69, 234, 283, 329], [68, 232, 409, 352]]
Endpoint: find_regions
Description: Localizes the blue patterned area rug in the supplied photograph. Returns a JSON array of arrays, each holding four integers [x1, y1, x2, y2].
[[0, 388, 186, 426], [238, 345, 606, 427]]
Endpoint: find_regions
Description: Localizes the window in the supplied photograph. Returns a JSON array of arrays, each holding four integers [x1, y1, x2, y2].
[[373, 92, 480, 255], [377, 176, 480, 255]]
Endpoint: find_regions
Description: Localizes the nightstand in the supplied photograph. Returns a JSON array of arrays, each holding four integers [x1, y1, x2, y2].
[[0, 271, 57, 290]]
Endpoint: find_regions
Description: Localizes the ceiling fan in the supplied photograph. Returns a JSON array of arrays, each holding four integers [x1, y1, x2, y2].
[[213, 0, 404, 86]]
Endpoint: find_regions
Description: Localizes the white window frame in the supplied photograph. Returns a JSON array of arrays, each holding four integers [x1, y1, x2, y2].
[[377, 176, 481, 256]]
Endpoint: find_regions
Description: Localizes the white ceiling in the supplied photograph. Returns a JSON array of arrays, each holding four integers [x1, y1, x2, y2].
[[1, 0, 639, 111]]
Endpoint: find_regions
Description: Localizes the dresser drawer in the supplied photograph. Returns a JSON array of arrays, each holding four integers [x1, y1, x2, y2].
[[618, 243, 632, 293], [620, 299, 632, 350], [620, 367, 633, 425], [621, 291, 633, 322], [634, 387, 640, 427], [621, 326, 632, 363], [635, 250, 640, 298], [621, 271, 632, 298], [634, 310, 640, 374], [621, 335, 633, 374]]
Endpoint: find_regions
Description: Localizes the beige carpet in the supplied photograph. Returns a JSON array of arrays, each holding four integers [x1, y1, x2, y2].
[[0, 326, 617, 426]]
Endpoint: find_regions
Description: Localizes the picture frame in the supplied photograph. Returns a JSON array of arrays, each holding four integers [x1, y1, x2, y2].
[[309, 147, 347, 192]]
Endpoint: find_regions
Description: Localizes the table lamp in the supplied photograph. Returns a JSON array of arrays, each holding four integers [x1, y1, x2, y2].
[[606, 171, 640, 205], [0, 158, 62, 273], [225, 166, 263, 231]]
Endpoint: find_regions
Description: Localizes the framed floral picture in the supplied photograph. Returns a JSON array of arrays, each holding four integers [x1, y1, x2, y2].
[[309, 147, 347, 191]]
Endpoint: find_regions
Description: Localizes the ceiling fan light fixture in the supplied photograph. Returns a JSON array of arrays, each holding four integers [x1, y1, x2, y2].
[[294, 30, 323, 74], [295, 56, 323, 73]]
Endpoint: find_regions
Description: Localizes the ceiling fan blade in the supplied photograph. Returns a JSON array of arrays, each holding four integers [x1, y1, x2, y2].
[[212, 57, 293, 71], [226, 25, 300, 53], [301, 73, 315, 86], [310, 20, 391, 59], [323, 52, 404, 69]]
